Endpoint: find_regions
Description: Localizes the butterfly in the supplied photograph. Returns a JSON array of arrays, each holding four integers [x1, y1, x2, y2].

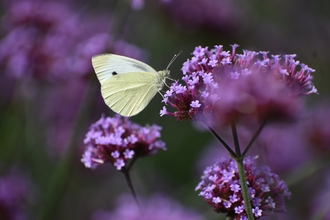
[[91, 53, 179, 116]]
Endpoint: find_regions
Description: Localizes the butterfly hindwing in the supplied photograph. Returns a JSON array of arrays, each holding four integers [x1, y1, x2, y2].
[[92, 54, 157, 84], [101, 72, 159, 116]]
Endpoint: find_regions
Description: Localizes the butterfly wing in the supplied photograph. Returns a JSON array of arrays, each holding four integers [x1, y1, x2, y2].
[[101, 72, 159, 116], [92, 54, 158, 84]]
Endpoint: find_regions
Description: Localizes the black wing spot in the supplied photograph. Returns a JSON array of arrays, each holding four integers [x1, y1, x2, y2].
[[112, 71, 118, 76], [131, 63, 148, 71]]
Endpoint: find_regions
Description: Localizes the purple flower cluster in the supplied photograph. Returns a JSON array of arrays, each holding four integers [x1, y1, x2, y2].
[[195, 156, 291, 219], [92, 194, 204, 220], [0, 0, 146, 82], [81, 115, 166, 170], [161, 45, 317, 125], [0, 173, 30, 220], [0, 0, 109, 81]]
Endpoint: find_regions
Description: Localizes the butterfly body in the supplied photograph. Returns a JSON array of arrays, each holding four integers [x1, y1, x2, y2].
[[92, 54, 171, 117]]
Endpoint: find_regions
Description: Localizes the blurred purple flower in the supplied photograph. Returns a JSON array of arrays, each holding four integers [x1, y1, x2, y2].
[[161, 0, 246, 33], [161, 45, 317, 127], [245, 101, 330, 173], [130, 0, 144, 10], [304, 102, 330, 152], [92, 194, 204, 220], [0, 173, 30, 220], [0, 0, 107, 81], [196, 121, 314, 175], [129, 0, 171, 10], [250, 122, 313, 174], [196, 156, 290, 219], [0, 0, 149, 157], [0, 0, 147, 82], [40, 78, 90, 156], [81, 115, 166, 170]]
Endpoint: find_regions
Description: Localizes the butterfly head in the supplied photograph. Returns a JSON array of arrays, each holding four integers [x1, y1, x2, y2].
[[156, 69, 171, 90]]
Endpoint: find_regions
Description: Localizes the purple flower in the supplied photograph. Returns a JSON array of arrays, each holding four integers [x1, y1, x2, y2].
[[81, 115, 166, 170], [130, 0, 144, 10], [0, 0, 147, 82], [305, 101, 330, 152], [161, 45, 317, 126], [195, 156, 291, 219], [250, 122, 313, 173], [130, 0, 172, 10], [41, 78, 88, 156], [91, 194, 204, 220], [0, 172, 31, 220], [196, 117, 313, 173]]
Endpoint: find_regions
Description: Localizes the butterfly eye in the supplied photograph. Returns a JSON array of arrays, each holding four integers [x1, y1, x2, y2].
[[112, 71, 118, 76]]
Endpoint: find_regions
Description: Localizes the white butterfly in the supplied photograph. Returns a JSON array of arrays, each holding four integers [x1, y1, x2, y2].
[[92, 53, 179, 117]]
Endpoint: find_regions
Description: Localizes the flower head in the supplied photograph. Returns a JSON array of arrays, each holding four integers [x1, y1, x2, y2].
[[161, 45, 317, 125], [92, 194, 204, 220], [81, 115, 166, 170], [195, 156, 291, 219]]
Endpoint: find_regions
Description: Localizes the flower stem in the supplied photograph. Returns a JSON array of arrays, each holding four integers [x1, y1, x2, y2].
[[236, 156, 254, 220], [231, 120, 241, 156], [122, 167, 140, 207], [204, 123, 237, 157], [242, 119, 267, 156], [127, 156, 138, 171]]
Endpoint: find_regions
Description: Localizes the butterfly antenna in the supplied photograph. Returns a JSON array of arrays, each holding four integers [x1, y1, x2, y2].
[[166, 51, 182, 70]]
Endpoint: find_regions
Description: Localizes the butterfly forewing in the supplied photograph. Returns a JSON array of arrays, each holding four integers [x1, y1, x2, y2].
[[101, 72, 159, 116], [92, 54, 158, 84]]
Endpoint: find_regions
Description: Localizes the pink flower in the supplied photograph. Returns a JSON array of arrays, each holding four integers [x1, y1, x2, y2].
[[161, 45, 316, 127], [81, 115, 166, 170], [196, 156, 290, 219]]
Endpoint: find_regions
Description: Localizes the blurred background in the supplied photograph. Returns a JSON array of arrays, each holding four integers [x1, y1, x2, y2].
[[0, 0, 330, 219]]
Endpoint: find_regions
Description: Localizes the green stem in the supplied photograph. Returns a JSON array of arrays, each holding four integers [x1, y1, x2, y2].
[[236, 156, 255, 220], [231, 120, 241, 156], [127, 156, 138, 171], [204, 123, 237, 157], [122, 167, 139, 205], [121, 166, 143, 215]]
